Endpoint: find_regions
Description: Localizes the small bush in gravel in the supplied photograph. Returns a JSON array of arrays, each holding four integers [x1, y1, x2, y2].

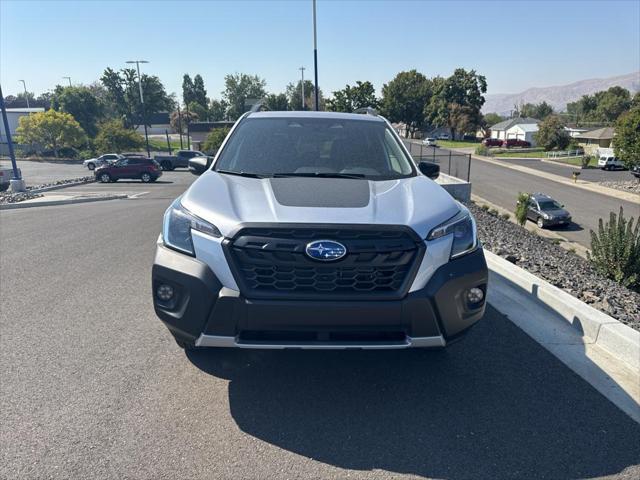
[[475, 145, 492, 157], [501, 213, 510, 220], [588, 207, 640, 290], [515, 192, 530, 226]]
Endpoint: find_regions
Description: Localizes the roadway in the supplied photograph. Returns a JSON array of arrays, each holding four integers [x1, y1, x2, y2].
[[1, 171, 639, 479]]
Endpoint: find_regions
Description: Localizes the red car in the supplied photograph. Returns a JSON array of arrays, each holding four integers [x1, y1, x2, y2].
[[502, 139, 531, 148], [95, 157, 162, 183], [482, 138, 503, 147]]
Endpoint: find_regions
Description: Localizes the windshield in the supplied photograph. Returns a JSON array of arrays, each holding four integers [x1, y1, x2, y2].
[[214, 117, 415, 180], [538, 200, 562, 210]]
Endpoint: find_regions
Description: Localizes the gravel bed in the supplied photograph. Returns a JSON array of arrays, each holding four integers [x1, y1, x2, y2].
[[598, 179, 640, 194], [0, 176, 94, 204], [469, 203, 640, 329]]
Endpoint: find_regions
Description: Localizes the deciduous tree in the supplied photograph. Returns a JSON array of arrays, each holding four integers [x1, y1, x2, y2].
[[534, 115, 570, 151], [326, 81, 378, 113], [380, 70, 431, 138], [209, 99, 228, 121], [94, 120, 144, 153], [16, 110, 86, 157], [264, 93, 289, 111], [202, 127, 231, 154], [612, 105, 640, 169], [223, 73, 267, 119], [51, 85, 104, 137]]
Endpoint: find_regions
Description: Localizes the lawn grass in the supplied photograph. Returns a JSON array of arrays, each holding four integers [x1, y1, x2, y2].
[[148, 138, 185, 152], [438, 140, 480, 149], [493, 148, 546, 158]]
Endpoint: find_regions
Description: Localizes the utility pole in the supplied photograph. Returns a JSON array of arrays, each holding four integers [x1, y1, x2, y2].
[[19, 80, 30, 109], [299, 66, 306, 110], [0, 84, 25, 192], [177, 104, 184, 149], [312, 0, 319, 111], [126, 60, 151, 157], [63, 76, 72, 87]]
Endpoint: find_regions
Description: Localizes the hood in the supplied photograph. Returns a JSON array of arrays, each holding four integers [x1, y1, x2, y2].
[[180, 172, 460, 239], [544, 208, 570, 218], [83, 158, 98, 164]]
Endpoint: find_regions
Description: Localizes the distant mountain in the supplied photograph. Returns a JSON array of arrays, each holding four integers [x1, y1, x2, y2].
[[482, 72, 640, 116]]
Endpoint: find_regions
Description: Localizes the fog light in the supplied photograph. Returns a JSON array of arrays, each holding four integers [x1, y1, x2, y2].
[[156, 284, 174, 301], [466, 287, 484, 304]]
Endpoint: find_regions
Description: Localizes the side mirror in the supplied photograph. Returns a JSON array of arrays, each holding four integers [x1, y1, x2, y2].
[[189, 156, 209, 176], [418, 161, 440, 179]]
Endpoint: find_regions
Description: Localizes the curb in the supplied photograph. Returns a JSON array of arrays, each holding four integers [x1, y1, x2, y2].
[[485, 249, 640, 370], [471, 154, 639, 204], [30, 179, 95, 193], [0, 194, 128, 210]]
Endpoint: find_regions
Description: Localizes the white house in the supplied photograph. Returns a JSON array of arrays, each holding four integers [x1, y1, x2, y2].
[[0, 108, 45, 140], [489, 117, 539, 141], [505, 123, 539, 146]]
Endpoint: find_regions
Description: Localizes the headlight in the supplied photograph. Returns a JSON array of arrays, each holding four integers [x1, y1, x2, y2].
[[542, 213, 550, 219], [162, 198, 221, 255], [427, 208, 478, 259]]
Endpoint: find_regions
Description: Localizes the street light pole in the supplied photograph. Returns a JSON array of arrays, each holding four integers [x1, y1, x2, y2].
[[126, 60, 151, 158], [19, 80, 30, 109], [299, 67, 305, 110], [63, 76, 72, 87], [312, 0, 319, 111], [0, 84, 25, 191]]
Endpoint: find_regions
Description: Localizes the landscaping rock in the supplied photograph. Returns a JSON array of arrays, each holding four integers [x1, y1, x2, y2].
[[468, 203, 640, 330], [598, 179, 640, 195]]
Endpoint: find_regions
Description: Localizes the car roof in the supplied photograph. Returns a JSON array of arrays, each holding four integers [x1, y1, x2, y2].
[[246, 111, 385, 122], [531, 193, 554, 201]]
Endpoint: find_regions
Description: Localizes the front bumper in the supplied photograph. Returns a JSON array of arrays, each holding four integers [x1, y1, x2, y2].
[[152, 245, 488, 349], [542, 216, 571, 227]]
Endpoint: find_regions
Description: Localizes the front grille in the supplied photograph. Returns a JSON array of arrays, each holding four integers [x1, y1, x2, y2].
[[225, 226, 424, 300]]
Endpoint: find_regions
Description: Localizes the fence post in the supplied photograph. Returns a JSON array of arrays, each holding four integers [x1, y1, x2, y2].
[[448, 150, 452, 175], [420, 143, 423, 158], [466, 154, 471, 182], [165, 130, 172, 155]]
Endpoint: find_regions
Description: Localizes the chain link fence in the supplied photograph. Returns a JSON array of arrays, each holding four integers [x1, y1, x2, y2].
[[401, 139, 471, 182]]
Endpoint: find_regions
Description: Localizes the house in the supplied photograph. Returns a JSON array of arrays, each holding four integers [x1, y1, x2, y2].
[[188, 121, 235, 150], [135, 112, 172, 135], [489, 117, 539, 141], [505, 123, 539, 146], [574, 127, 615, 156], [0, 108, 45, 139], [564, 126, 589, 138]]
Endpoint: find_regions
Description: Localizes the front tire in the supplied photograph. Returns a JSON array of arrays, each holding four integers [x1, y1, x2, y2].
[[141, 172, 152, 183], [87, 163, 95, 170], [99, 173, 111, 183]]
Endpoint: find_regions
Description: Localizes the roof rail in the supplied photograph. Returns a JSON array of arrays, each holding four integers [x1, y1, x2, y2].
[[354, 106, 378, 116], [249, 99, 270, 113]]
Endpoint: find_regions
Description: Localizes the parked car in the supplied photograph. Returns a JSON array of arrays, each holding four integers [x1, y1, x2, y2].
[[95, 157, 162, 183], [482, 138, 503, 147], [631, 165, 640, 179], [83, 153, 123, 170], [598, 155, 625, 171], [437, 133, 450, 140], [422, 138, 438, 147], [526, 193, 572, 228], [152, 110, 487, 351], [502, 139, 531, 148], [154, 150, 211, 171]]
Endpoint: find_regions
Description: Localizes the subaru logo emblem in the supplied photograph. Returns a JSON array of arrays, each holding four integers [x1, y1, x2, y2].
[[305, 240, 347, 261]]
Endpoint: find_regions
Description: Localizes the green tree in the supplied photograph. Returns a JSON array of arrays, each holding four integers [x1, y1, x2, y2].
[[94, 120, 144, 153], [16, 110, 87, 157], [567, 87, 631, 124], [520, 101, 553, 120], [326, 81, 378, 112], [285, 80, 323, 111], [202, 127, 231, 154], [192, 74, 208, 109], [612, 105, 640, 169], [535, 115, 570, 151], [264, 93, 289, 111], [209, 99, 228, 120], [170, 109, 199, 134], [50, 85, 104, 137], [223, 73, 267, 119], [483, 112, 504, 127], [182, 74, 195, 106], [188, 101, 208, 121], [101, 68, 174, 129], [380, 70, 432, 138], [425, 68, 487, 140]]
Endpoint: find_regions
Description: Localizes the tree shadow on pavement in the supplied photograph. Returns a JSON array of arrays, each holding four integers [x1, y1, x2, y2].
[[187, 306, 640, 479]]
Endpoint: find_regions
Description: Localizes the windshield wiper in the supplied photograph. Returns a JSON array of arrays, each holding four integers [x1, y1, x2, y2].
[[272, 172, 366, 179], [215, 169, 270, 179]]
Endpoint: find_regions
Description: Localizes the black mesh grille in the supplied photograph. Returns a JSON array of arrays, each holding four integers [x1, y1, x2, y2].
[[225, 226, 423, 300]]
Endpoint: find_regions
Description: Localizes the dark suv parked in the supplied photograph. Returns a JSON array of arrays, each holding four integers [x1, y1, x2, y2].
[[482, 138, 502, 147], [527, 193, 571, 228], [95, 157, 162, 183]]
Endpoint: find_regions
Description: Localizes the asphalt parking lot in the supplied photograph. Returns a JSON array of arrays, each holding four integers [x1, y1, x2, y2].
[[1, 170, 639, 479], [0, 160, 88, 185]]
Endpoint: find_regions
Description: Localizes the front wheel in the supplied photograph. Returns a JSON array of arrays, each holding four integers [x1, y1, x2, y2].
[[99, 173, 111, 183], [87, 163, 95, 170], [141, 172, 152, 183], [537, 217, 545, 228]]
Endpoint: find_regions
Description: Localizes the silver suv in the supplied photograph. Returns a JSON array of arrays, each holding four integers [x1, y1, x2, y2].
[[152, 111, 487, 350]]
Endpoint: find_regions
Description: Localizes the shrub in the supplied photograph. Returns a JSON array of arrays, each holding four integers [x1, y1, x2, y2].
[[481, 204, 490, 211], [489, 208, 499, 216], [15, 109, 87, 157], [203, 127, 231, 154], [501, 213, 510, 220], [535, 115, 570, 151], [475, 145, 492, 157], [515, 192, 530, 226], [581, 155, 594, 168], [94, 120, 144, 153], [588, 207, 640, 289]]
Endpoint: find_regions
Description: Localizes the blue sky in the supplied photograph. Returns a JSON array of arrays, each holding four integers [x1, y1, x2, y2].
[[1, 0, 639, 99]]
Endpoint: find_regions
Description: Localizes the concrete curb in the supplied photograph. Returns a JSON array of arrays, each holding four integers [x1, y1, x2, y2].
[[486, 249, 640, 370], [471, 154, 639, 204], [29, 179, 95, 193], [0, 194, 128, 210]]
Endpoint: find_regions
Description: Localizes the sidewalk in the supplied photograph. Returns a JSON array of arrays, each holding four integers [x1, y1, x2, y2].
[[0, 191, 128, 210]]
